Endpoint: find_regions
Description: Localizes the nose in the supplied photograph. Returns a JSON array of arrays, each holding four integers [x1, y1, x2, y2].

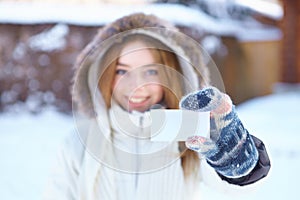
[[126, 70, 146, 92]]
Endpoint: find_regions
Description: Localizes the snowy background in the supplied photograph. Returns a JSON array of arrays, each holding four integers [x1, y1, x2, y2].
[[1, 1, 299, 200]]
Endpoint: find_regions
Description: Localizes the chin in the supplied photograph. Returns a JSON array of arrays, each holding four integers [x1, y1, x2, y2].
[[128, 105, 150, 113], [130, 108, 148, 113]]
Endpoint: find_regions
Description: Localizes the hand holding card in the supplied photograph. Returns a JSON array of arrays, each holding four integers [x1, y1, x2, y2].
[[180, 86, 259, 178]]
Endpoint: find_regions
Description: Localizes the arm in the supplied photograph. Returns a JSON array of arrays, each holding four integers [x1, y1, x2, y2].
[[180, 87, 270, 184], [218, 135, 271, 186]]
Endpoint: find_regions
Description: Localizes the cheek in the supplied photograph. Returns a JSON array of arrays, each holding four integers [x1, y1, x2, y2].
[[111, 79, 123, 101], [112, 76, 125, 93], [149, 85, 164, 98], [112, 76, 120, 90]]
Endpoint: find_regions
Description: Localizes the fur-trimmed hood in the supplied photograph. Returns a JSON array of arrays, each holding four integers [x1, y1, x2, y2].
[[72, 13, 211, 117]]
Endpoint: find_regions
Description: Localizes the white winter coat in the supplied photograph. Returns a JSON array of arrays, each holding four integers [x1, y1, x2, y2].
[[43, 13, 264, 200]]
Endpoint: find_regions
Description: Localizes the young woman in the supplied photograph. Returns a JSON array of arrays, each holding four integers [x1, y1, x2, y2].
[[43, 13, 270, 200]]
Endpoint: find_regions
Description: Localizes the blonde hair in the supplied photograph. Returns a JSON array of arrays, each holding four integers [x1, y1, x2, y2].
[[98, 34, 199, 180]]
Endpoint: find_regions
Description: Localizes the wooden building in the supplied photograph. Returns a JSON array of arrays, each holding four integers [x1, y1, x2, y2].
[[0, 1, 293, 113], [280, 0, 300, 83]]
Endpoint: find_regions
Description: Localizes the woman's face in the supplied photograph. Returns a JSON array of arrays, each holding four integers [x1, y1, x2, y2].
[[112, 41, 164, 112]]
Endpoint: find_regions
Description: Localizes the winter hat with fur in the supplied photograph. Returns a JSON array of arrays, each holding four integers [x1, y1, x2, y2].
[[72, 13, 210, 117]]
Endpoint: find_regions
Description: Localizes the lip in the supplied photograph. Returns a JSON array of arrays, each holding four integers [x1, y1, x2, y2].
[[126, 96, 150, 110]]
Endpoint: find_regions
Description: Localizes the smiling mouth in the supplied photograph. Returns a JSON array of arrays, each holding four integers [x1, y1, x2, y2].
[[129, 96, 148, 104]]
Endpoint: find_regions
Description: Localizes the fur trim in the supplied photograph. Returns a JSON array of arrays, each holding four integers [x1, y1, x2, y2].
[[72, 13, 210, 117]]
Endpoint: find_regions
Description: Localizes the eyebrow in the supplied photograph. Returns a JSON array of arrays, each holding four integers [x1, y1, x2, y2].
[[116, 61, 130, 67], [116, 62, 159, 68]]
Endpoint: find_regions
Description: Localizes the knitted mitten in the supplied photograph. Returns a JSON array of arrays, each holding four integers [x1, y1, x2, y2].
[[180, 87, 259, 178]]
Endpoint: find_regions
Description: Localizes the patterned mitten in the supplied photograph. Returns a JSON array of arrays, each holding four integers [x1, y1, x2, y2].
[[180, 87, 259, 178]]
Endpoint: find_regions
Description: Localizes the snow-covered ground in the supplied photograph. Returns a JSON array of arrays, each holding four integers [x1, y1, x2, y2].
[[0, 90, 299, 200], [0, 107, 73, 200]]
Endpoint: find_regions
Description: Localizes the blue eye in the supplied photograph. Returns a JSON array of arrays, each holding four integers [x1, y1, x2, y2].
[[145, 69, 158, 76], [116, 69, 127, 75]]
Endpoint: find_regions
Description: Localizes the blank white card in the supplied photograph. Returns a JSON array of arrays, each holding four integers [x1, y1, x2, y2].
[[150, 109, 210, 142]]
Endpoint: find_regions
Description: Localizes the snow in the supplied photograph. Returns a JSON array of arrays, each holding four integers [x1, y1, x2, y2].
[[0, 107, 74, 200], [0, 90, 299, 200], [28, 24, 69, 52], [0, 2, 281, 41], [235, 0, 283, 20]]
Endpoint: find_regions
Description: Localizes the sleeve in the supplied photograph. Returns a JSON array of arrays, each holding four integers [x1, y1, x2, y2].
[[42, 132, 83, 200], [199, 135, 271, 199], [217, 135, 271, 186]]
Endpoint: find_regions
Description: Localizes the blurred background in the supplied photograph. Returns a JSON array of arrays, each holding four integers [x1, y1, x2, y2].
[[1, 0, 298, 113], [0, 0, 299, 200]]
